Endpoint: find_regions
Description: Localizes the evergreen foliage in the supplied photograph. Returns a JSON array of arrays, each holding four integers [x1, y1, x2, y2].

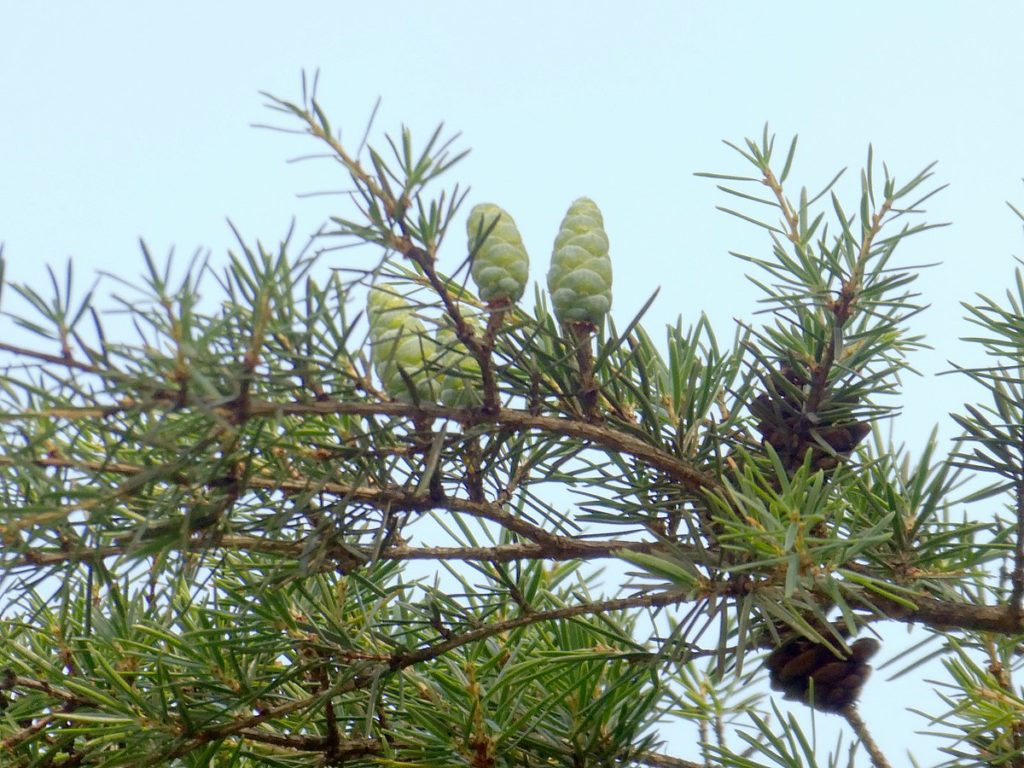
[[2, 75, 1024, 767]]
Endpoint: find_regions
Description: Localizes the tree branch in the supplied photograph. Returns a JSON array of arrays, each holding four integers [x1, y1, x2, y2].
[[7, 534, 669, 570], [1, 395, 719, 493]]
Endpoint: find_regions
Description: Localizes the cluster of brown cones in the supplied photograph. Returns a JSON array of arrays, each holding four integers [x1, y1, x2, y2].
[[750, 365, 878, 711], [765, 636, 881, 713], [749, 366, 871, 471]]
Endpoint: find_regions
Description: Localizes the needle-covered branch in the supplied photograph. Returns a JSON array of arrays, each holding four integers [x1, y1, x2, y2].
[[3, 77, 1024, 768]]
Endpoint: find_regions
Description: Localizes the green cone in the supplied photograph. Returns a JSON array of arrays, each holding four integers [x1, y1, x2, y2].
[[367, 284, 413, 338], [366, 285, 439, 402], [435, 326, 483, 407], [467, 203, 530, 304], [547, 197, 612, 325]]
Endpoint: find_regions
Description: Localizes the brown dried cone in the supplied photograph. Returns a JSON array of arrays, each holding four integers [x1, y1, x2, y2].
[[749, 366, 871, 472], [743, 369, 874, 710], [765, 636, 881, 713]]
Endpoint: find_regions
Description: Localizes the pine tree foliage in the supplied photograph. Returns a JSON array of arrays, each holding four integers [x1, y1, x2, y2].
[[2, 74, 1024, 767]]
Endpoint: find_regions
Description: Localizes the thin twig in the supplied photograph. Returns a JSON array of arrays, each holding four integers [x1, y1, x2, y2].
[[1011, 472, 1024, 619], [569, 322, 598, 421], [842, 706, 892, 768], [635, 750, 705, 768]]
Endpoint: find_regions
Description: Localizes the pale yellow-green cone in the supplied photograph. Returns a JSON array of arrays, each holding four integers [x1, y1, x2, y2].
[[467, 203, 530, 304], [366, 284, 439, 402], [547, 197, 612, 325], [370, 323, 440, 402], [435, 326, 482, 407], [366, 284, 414, 340]]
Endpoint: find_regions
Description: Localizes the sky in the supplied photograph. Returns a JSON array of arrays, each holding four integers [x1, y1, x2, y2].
[[3, 3, 1024, 765]]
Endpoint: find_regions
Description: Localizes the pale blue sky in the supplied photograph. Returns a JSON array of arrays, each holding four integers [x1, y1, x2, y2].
[[3, 3, 1024, 764]]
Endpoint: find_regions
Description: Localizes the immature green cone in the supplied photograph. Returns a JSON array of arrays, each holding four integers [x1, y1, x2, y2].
[[366, 285, 439, 402], [366, 284, 413, 339], [435, 327, 483, 407], [467, 203, 530, 304], [547, 197, 612, 325]]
